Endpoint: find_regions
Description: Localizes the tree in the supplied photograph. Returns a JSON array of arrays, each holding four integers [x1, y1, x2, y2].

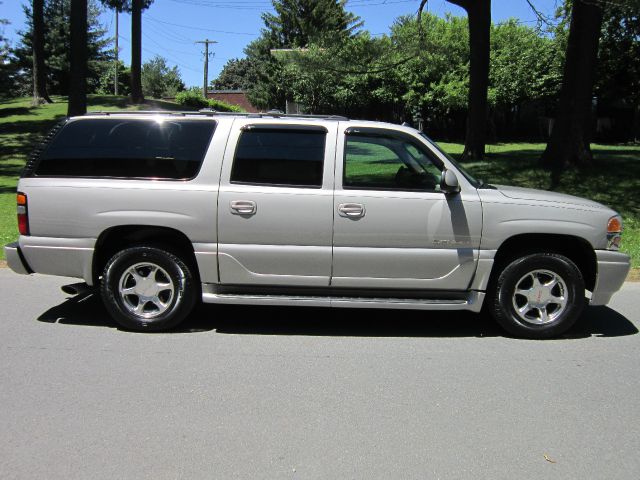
[[489, 19, 563, 136], [212, 58, 257, 91], [419, 0, 491, 160], [96, 59, 130, 95], [263, 0, 361, 48], [595, 0, 640, 141], [14, 0, 112, 96], [540, 0, 604, 174], [32, 0, 52, 104], [100, 0, 153, 103], [68, 0, 87, 116], [0, 2, 19, 96], [141, 55, 184, 98], [245, 0, 362, 110]]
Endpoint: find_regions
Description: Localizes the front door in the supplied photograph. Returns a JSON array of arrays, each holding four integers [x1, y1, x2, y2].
[[217, 120, 336, 287], [331, 126, 482, 290]]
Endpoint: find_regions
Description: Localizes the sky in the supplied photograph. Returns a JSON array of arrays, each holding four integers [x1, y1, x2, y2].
[[2, 0, 560, 88]]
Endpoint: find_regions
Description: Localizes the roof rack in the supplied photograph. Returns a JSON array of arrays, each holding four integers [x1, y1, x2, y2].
[[198, 109, 348, 121], [84, 110, 349, 121]]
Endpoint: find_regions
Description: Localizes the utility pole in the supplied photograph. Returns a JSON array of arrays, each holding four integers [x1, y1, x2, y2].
[[114, 9, 119, 95], [196, 39, 217, 99]]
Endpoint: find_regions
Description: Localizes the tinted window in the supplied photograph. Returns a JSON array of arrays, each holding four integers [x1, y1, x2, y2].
[[35, 118, 216, 179], [231, 127, 326, 187], [344, 133, 442, 191]]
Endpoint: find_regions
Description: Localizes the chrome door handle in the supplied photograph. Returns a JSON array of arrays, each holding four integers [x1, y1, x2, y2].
[[230, 200, 257, 215], [338, 203, 365, 218]]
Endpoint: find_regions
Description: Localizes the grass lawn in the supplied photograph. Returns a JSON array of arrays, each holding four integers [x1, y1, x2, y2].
[[1, 96, 638, 274]]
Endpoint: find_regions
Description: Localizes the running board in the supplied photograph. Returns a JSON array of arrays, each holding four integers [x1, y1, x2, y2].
[[202, 291, 485, 312]]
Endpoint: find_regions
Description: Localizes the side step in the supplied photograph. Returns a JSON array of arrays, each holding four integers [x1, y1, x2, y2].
[[202, 291, 485, 312]]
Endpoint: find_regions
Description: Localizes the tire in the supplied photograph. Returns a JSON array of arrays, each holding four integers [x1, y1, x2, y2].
[[489, 253, 585, 339], [100, 246, 197, 332]]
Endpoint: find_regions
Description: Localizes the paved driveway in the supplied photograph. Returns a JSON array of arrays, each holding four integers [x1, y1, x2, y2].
[[1, 270, 639, 479]]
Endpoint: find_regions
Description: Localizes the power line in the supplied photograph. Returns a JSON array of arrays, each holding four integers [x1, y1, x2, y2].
[[118, 33, 202, 73], [146, 15, 258, 36]]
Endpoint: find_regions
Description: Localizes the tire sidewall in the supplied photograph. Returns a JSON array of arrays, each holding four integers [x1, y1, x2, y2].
[[101, 247, 195, 331], [493, 253, 585, 338]]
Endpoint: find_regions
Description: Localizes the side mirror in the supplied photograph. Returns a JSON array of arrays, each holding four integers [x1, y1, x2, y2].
[[440, 169, 460, 194]]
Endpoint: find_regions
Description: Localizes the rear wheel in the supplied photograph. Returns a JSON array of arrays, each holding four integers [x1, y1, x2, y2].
[[100, 246, 197, 332], [489, 253, 585, 339]]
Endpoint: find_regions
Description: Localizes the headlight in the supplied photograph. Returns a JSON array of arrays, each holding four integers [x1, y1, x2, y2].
[[607, 215, 623, 250]]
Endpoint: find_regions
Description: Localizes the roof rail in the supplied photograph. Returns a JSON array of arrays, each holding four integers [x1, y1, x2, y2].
[[199, 109, 348, 121], [84, 110, 349, 121]]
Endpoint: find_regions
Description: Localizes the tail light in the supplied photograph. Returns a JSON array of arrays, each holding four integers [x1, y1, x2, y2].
[[17, 192, 29, 236]]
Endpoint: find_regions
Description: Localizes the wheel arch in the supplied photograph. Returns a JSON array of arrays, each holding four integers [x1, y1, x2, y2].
[[92, 225, 199, 285], [490, 233, 597, 292]]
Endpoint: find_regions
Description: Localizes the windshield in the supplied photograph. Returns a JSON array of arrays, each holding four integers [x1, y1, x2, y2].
[[418, 132, 481, 188]]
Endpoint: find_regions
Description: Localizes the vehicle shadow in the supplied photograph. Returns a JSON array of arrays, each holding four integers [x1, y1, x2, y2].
[[37, 292, 638, 339]]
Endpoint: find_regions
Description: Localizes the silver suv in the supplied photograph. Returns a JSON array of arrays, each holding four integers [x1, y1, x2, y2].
[[4, 111, 630, 338]]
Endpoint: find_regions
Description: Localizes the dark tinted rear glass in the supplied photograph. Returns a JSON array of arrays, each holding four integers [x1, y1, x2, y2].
[[231, 127, 326, 187], [35, 118, 215, 179]]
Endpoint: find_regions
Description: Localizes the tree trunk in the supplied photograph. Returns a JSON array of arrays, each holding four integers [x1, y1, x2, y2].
[[540, 0, 604, 174], [130, 0, 144, 104], [32, 0, 52, 105], [450, 0, 491, 161], [633, 104, 640, 143], [67, 0, 87, 117]]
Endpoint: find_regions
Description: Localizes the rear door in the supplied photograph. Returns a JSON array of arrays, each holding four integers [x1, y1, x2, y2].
[[217, 119, 337, 287], [331, 125, 482, 290]]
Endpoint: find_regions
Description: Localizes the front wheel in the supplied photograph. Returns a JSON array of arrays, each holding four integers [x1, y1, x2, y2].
[[100, 246, 197, 332], [489, 253, 585, 339]]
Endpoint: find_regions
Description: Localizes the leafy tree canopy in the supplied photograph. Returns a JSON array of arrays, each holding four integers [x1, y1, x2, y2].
[[262, 0, 362, 48], [141, 55, 185, 98], [211, 58, 257, 91], [13, 0, 113, 96], [244, 0, 362, 110]]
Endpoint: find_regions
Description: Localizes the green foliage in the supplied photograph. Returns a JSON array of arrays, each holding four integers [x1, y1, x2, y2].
[[174, 88, 243, 112], [96, 60, 131, 95], [0, 2, 19, 97], [280, 33, 405, 116], [489, 19, 563, 108], [262, 0, 362, 49], [244, 0, 362, 111], [12, 0, 113, 96], [596, 0, 640, 136], [98, 0, 154, 13], [212, 58, 256, 91], [175, 89, 209, 109], [207, 99, 243, 112], [141, 55, 185, 98], [279, 12, 566, 139]]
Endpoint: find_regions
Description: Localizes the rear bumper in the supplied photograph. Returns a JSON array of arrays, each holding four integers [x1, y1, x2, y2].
[[3, 242, 33, 275], [591, 250, 631, 305]]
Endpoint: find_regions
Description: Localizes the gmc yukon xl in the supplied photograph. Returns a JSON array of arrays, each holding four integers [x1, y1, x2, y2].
[[4, 111, 631, 337]]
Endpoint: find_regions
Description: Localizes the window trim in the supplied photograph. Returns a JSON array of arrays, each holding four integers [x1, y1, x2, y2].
[[229, 124, 327, 189], [342, 127, 445, 193]]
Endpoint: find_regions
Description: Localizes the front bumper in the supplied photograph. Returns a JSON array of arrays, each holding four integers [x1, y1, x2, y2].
[[591, 250, 631, 305], [3, 242, 33, 275]]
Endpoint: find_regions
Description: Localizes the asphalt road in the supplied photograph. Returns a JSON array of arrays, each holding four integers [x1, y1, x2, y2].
[[1, 270, 639, 480]]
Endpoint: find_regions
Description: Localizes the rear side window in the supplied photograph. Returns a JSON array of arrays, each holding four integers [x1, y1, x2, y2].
[[230, 127, 326, 187], [34, 118, 216, 179]]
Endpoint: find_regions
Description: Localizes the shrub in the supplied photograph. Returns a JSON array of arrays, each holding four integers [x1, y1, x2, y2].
[[174, 89, 209, 109], [174, 89, 245, 112], [208, 99, 244, 112]]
